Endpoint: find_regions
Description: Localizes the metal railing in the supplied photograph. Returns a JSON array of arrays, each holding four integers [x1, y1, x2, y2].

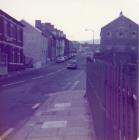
[[86, 57, 138, 140]]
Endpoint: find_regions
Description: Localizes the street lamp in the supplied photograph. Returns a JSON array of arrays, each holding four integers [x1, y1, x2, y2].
[[85, 29, 94, 44]]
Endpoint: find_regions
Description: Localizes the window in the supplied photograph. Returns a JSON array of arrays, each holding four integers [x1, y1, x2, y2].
[[17, 49, 20, 63], [107, 31, 111, 37], [132, 31, 136, 38], [7, 22, 11, 37], [119, 32, 124, 38], [13, 25, 17, 39], [0, 16, 3, 35], [19, 29, 23, 42], [17, 28, 20, 41], [17, 28, 23, 42], [4, 20, 8, 36], [10, 23, 14, 38], [14, 48, 18, 63], [11, 48, 14, 63], [10, 23, 16, 39], [116, 31, 125, 38]]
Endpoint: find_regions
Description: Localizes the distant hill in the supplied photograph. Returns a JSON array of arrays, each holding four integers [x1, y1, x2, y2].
[[80, 39, 100, 44]]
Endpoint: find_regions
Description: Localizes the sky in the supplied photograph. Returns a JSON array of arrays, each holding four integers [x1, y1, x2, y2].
[[0, 0, 139, 41]]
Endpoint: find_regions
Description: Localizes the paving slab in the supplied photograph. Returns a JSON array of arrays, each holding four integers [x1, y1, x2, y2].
[[28, 128, 59, 138], [58, 127, 92, 136], [63, 135, 93, 140]]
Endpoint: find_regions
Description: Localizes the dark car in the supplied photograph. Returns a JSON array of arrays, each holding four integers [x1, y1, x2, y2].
[[67, 59, 78, 69]]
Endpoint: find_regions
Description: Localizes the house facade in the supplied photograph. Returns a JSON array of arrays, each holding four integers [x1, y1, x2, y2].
[[21, 20, 48, 69], [55, 30, 66, 57], [35, 21, 57, 61], [100, 12, 139, 63], [64, 38, 70, 57], [35, 20, 71, 61], [0, 10, 24, 73]]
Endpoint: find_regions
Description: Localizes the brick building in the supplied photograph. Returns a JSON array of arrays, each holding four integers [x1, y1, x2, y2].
[[100, 12, 139, 63], [0, 10, 25, 72]]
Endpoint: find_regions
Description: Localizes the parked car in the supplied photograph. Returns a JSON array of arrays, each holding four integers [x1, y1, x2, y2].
[[56, 56, 65, 63], [67, 59, 78, 69]]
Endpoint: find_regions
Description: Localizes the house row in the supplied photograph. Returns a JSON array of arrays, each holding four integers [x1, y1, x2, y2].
[[0, 10, 73, 74], [35, 20, 73, 62]]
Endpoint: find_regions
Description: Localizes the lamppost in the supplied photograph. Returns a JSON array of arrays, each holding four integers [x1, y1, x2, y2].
[[85, 29, 94, 44]]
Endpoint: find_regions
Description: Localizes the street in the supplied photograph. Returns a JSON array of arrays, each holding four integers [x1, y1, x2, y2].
[[0, 53, 86, 136]]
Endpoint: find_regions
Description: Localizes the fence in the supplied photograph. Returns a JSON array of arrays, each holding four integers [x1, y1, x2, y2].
[[86, 57, 138, 140]]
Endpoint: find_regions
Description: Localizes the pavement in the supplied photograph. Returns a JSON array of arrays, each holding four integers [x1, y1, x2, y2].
[[0, 61, 55, 80], [5, 90, 96, 140]]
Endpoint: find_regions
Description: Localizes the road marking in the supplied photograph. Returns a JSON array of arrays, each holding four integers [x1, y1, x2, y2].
[[47, 93, 59, 97], [54, 103, 71, 108], [2, 80, 25, 87], [133, 94, 137, 100], [0, 128, 14, 140], [56, 68, 66, 72], [42, 121, 67, 128], [70, 80, 80, 90], [32, 103, 40, 109], [47, 107, 65, 112], [32, 76, 43, 80], [47, 68, 66, 76], [47, 72, 55, 76]]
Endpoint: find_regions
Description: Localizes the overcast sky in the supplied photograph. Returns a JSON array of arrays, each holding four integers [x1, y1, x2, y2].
[[0, 0, 139, 41]]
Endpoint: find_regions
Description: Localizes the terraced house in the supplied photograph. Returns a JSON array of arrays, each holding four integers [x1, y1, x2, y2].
[[0, 10, 24, 74], [21, 20, 48, 69]]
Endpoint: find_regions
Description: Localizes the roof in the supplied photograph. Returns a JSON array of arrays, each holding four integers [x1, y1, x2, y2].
[[101, 13, 139, 30], [0, 9, 24, 27], [21, 20, 42, 33]]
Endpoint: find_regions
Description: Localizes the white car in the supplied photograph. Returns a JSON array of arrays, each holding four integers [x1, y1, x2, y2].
[[67, 59, 78, 69], [56, 56, 65, 63]]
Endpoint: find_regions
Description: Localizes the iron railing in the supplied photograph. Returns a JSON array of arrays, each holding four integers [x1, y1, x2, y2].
[[86, 57, 138, 140]]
